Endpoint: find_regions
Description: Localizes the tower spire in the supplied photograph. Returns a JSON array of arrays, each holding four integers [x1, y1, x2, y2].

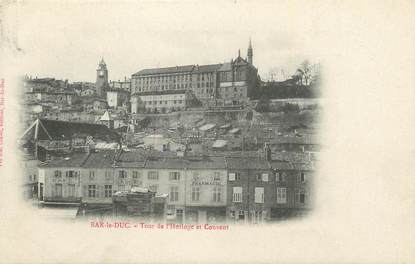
[[247, 37, 253, 65]]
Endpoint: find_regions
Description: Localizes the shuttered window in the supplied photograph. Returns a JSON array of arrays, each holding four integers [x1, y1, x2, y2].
[[228, 173, 236, 181], [232, 187, 242, 202], [276, 187, 286, 204], [254, 187, 264, 203], [88, 185, 96, 198]]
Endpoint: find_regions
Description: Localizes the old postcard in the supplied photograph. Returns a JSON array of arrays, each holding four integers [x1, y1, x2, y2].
[[0, 1, 414, 263]]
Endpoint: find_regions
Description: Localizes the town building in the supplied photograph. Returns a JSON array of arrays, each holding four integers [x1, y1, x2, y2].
[[130, 40, 258, 107], [269, 161, 314, 219], [38, 153, 89, 203], [37, 152, 227, 223], [216, 50, 258, 106], [23, 77, 69, 93], [270, 134, 320, 153], [36, 147, 313, 224], [99, 111, 114, 129], [44, 107, 101, 123], [80, 88, 96, 97], [131, 90, 198, 114], [184, 156, 227, 224], [24, 90, 74, 105], [109, 78, 131, 93], [21, 154, 39, 199], [142, 134, 185, 152], [112, 188, 167, 220], [71, 82, 96, 96], [23, 77, 77, 124], [225, 156, 272, 224], [106, 88, 130, 109], [82, 97, 108, 112], [21, 118, 121, 161]]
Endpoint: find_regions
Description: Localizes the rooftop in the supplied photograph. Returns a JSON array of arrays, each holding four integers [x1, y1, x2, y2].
[[225, 157, 270, 170], [36, 150, 315, 171], [133, 65, 195, 76], [83, 150, 117, 168], [21, 119, 121, 141], [270, 135, 318, 145], [133, 63, 223, 76], [132, 89, 188, 96], [38, 153, 89, 168], [144, 156, 187, 169]]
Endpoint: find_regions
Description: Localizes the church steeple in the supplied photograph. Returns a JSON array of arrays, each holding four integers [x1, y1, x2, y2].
[[247, 38, 253, 65], [99, 57, 106, 66]]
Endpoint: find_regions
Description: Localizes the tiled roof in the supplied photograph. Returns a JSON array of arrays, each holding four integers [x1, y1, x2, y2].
[[132, 89, 188, 97], [116, 151, 146, 168], [83, 151, 117, 168], [38, 153, 89, 168], [218, 62, 232, 72], [233, 56, 249, 65], [225, 157, 270, 170], [269, 161, 294, 170], [144, 157, 186, 169], [193, 64, 222, 73], [37, 150, 315, 171], [270, 135, 318, 145], [186, 156, 226, 169], [291, 162, 315, 171], [22, 119, 121, 141], [133, 65, 195, 76], [133, 63, 222, 77], [272, 152, 315, 163]]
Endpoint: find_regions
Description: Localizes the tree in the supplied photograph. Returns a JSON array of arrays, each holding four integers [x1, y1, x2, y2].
[[296, 60, 312, 86]]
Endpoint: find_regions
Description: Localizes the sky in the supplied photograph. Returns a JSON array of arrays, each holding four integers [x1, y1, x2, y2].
[[9, 1, 324, 83]]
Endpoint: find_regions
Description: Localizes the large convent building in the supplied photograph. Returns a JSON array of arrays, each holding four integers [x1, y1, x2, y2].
[[130, 40, 258, 113]]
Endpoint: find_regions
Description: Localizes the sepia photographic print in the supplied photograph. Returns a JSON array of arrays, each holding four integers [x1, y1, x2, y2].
[[17, 8, 321, 225], [1, 1, 415, 263]]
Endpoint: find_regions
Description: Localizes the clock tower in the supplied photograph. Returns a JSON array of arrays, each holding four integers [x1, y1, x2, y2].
[[96, 58, 108, 97]]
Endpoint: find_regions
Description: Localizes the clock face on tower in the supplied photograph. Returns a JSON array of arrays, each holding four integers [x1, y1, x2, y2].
[[98, 70, 104, 77]]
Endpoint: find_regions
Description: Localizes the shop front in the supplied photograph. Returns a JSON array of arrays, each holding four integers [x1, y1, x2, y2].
[[185, 206, 226, 224]]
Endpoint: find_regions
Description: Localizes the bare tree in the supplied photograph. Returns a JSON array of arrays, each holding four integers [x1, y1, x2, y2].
[[296, 60, 312, 86]]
